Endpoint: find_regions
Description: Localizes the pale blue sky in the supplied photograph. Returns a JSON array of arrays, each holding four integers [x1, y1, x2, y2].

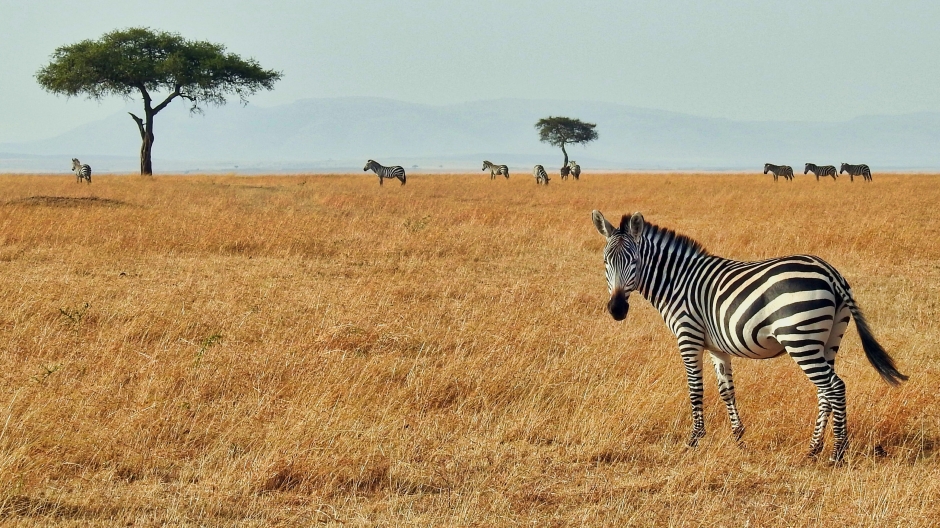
[[2, 0, 939, 143]]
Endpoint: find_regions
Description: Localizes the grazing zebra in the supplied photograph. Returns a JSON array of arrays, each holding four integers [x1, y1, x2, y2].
[[568, 161, 581, 180], [840, 163, 872, 182], [482, 160, 509, 179], [71, 158, 91, 184], [591, 210, 907, 463], [533, 164, 550, 185], [763, 163, 794, 182], [805, 163, 838, 181], [363, 159, 406, 186]]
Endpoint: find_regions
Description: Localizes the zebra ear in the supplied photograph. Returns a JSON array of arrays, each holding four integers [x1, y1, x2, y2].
[[592, 210, 614, 238], [628, 212, 645, 240]]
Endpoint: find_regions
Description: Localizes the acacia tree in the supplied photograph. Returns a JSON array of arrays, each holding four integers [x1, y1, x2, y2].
[[36, 28, 282, 175], [535, 116, 598, 177]]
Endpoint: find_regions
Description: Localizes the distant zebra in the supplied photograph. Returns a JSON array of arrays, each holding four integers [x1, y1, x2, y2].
[[482, 160, 509, 179], [805, 163, 838, 181], [71, 158, 91, 184], [840, 163, 872, 182], [592, 210, 907, 463], [533, 164, 550, 185], [568, 161, 581, 180], [363, 159, 406, 186], [764, 163, 794, 182]]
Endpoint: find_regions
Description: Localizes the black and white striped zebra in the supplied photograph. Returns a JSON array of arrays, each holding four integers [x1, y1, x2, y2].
[[363, 159, 406, 186], [805, 163, 838, 181], [840, 163, 872, 182], [591, 210, 907, 463], [533, 164, 550, 185], [568, 161, 581, 180], [71, 158, 91, 184], [763, 163, 793, 182], [482, 160, 509, 180]]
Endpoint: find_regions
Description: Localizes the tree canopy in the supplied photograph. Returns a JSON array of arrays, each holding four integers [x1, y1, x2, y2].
[[535, 116, 598, 149], [535, 116, 598, 175], [36, 27, 282, 174]]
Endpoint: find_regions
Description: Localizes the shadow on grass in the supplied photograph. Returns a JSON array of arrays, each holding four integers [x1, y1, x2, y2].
[[3, 196, 130, 208]]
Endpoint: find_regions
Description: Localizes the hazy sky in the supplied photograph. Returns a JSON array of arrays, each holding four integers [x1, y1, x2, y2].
[[2, 0, 939, 143]]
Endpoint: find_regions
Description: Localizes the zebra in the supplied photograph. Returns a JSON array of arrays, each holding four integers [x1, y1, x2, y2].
[[568, 161, 581, 180], [533, 164, 550, 185], [482, 160, 509, 180], [591, 210, 907, 463], [805, 163, 838, 181], [763, 163, 794, 182], [840, 163, 872, 182], [363, 159, 406, 186], [71, 158, 91, 184]]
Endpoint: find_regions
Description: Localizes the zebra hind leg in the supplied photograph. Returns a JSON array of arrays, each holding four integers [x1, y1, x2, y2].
[[783, 337, 849, 463], [708, 351, 745, 444]]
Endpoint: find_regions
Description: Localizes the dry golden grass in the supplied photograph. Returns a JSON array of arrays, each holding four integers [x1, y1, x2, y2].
[[0, 172, 937, 526]]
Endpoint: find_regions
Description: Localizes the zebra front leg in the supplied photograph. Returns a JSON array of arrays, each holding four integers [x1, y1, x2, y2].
[[708, 351, 745, 443], [679, 344, 707, 447], [379, 176, 384, 186]]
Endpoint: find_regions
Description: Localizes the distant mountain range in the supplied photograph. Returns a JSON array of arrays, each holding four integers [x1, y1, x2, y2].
[[2, 97, 939, 172]]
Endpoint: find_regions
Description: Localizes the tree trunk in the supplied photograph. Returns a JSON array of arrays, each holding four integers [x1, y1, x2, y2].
[[141, 112, 154, 175], [560, 143, 570, 178]]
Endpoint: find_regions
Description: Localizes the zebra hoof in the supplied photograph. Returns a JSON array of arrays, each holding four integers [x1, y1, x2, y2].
[[732, 426, 745, 443], [806, 444, 824, 459], [687, 429, 705, 448], [829, 442, 848, 464]]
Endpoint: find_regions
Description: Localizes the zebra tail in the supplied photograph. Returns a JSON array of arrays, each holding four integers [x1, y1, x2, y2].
[[842, 292, 908, 386]]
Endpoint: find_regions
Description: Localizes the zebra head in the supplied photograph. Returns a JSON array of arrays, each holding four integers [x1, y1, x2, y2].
[[363, 160, 375, 172], [839, 163, 848, 174], [482, 160, 491, 171], [804, 163, 811, 174], [763, 163, 771, 174], [592, 210, 644, 321], [72, 158, 81, 170]]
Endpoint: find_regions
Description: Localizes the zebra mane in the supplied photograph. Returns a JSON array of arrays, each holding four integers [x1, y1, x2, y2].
[[621, 215, 710, 256]]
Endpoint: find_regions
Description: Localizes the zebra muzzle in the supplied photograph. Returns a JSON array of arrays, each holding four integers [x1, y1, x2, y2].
[[608, 290, 629, 321]]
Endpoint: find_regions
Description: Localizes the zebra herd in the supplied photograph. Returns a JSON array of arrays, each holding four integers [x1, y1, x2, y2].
[[765, 162, 873, 182], [362, 159, 585, 186], [62, 152, 905, 464]]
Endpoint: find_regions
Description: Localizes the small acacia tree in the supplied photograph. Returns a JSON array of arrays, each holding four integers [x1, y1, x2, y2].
[[535, 116, 598, 177], [36, 27, 282, 175]]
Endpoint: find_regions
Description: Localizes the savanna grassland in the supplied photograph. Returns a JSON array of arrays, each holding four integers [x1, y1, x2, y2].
[[0, 172, 937, 526]]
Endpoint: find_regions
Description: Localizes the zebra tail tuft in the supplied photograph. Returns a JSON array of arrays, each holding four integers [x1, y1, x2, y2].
[[848, 300, 909, 386]]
